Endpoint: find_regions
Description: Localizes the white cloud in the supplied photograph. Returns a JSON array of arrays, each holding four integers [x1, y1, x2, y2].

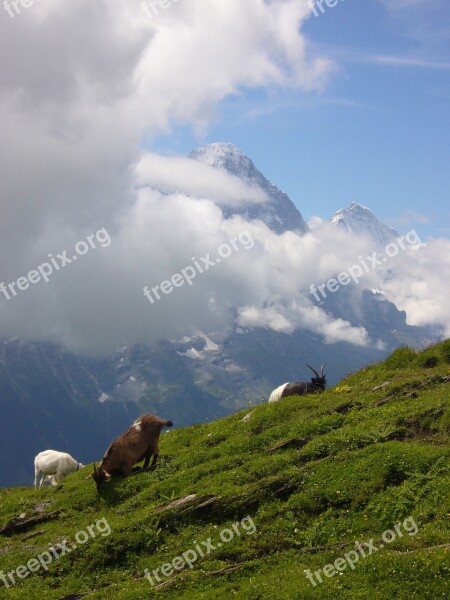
[[1, 143, 448, 353], [0, 0, 336, 353], [379, 238, 450, 337], [0, 0, 448, 356], [387, 211, 431, 226], [0, 0, 331, 248], [376, 0, 450, 48], [0, 169, 376, 353], [136, 154, 268, 206], [311, 43, 450, 72]]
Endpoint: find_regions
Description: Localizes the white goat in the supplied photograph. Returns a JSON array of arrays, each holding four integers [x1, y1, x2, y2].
[[34, 450, 83, 489]]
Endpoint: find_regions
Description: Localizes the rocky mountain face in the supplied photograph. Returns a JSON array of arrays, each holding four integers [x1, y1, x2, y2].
[[0, 144, 438, 487], [190, 143, 308, 234], [320, 288, 437, 349]]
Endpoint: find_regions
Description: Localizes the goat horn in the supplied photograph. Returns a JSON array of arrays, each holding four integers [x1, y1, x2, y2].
[[321, 364, 326, 377], [306, 364, 320, 378], [85, 462, 97, 479]]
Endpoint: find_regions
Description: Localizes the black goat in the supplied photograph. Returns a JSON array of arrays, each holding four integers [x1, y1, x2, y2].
[[268, 364, 326, 403]]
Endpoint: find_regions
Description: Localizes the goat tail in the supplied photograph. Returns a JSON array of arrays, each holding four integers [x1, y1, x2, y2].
[[268, 383, 288, 404]]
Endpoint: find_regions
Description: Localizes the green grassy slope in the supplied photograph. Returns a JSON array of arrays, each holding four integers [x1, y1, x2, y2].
[[0, 342, 449, 600]]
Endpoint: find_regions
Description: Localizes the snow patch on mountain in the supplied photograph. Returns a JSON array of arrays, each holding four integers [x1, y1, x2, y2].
[[177, 332, 220, 360]]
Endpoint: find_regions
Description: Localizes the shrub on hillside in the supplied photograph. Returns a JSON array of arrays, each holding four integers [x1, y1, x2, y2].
[[385, 347, 416, 369], [417, 353, 440, 368], [439, 339, 450, 364]]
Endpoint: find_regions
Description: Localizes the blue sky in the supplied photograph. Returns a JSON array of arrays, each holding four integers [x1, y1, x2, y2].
[[152, 0, 450, 240]]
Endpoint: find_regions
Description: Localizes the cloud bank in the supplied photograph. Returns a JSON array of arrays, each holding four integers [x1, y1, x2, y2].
[[0, 0, 448, 355]]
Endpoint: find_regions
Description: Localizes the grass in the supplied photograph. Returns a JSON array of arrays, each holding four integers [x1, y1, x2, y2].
[[0, 341, 449, 599]]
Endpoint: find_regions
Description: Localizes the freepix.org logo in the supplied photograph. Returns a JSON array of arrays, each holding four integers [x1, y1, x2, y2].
[[0, 517, 112, 589], [144, 516, 256, 587], [304, 516, 419, 587], [309, 230, 425, 304], [309, 0, 345, 18], [141, 0, 182, 21], [143, 230, 254, 305], [0, 228, 112, 303]]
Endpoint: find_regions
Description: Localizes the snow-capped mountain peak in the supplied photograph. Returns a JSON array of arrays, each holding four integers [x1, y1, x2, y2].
[[330, 202, 399, 249], [189, 142, 308, 234], [189, 142, 254, 178]]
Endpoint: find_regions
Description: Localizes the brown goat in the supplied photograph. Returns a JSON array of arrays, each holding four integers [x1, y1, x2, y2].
[[90, 414, 173, 488]]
